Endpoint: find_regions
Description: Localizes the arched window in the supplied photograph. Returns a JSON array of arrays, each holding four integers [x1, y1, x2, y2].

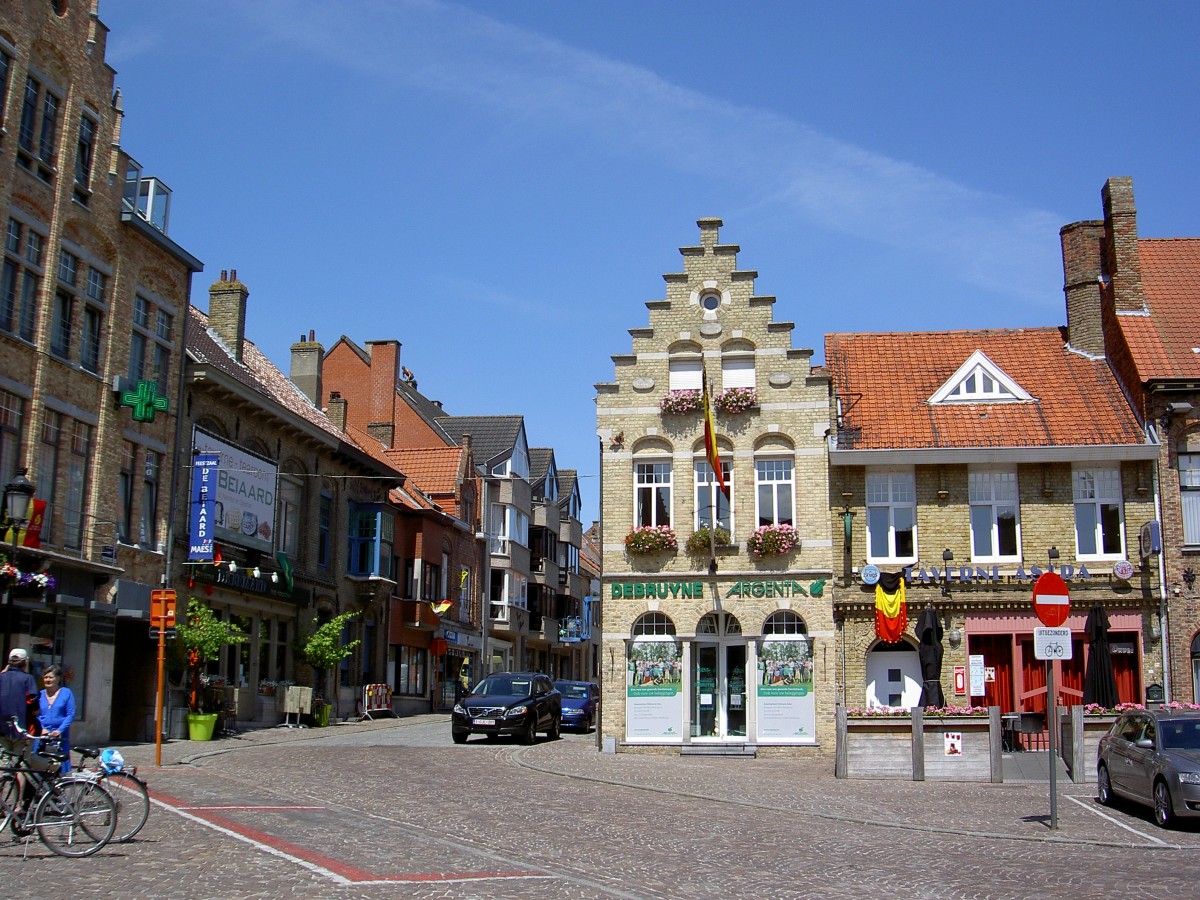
[[697, 612, 741, 636], [721, 353, 755, 390], [763, 610, 807, 635], [631, 612, 676, 637], [668, 356, 702, 391], [865, 640, 921, 709]]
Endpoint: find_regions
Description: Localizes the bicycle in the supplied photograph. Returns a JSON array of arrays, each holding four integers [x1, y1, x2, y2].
[[68, 744, 150, 843], [0, 732, 116, 857]]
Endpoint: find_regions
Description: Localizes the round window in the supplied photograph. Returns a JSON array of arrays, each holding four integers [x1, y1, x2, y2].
[[700, 292, 721, 311]]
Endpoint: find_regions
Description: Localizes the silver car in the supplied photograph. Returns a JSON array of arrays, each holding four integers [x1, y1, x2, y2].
[[1097, 709, 1200, 827]]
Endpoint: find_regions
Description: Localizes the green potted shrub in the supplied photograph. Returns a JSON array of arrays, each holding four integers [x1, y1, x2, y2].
[[685, 526, 731, 555], [175, 597, 248, 740], [302, 611, 361, 725]]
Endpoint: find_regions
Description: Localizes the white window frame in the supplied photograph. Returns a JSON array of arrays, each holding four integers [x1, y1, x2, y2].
[[721, 355, 755, 390], [1073, 466, 1124, 560], [969, 469, 1021, 562], [668, 357, 702, 391], [635, 460, 673, 528], [693, 459, 732, 533], [754, 456, 794, 527], [1181, 453, 1200, 546], [866, 469, 917, 563]]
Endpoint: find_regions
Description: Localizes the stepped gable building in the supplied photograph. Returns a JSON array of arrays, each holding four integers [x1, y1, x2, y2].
[[596, 217, 834, 755], [0, 0, 201, 742], [826, 318, 1161, 724], [177, 276, 403, 729], [1061, 176, 1200, 701]]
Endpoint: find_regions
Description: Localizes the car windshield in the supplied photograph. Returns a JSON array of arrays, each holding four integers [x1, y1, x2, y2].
[[473, 675, 532, 697], [556, 683, 590, 699], [1160, 718, 1200, 751]]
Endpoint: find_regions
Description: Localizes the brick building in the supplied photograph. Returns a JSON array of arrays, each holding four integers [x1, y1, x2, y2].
[[1061, 176, 1200, 701], [826, 321, 1162, 723], [172, 275, 403, 730], [0, 0, 201, 742], [596, 218, 835, 754]]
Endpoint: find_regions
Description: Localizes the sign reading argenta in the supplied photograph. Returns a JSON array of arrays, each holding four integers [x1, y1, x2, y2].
[[188, 452, 220, 561], [192, 428, 277, 554], [625, 638, 683, 743], [756, 638, 817, 744]]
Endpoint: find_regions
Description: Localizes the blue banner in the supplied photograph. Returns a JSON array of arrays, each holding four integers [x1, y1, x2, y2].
[[188, 452, 220, 561]]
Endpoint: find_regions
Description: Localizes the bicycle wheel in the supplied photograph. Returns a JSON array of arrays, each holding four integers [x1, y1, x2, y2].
[[104, 771, 150, 842], [33, 779, 116, 857]]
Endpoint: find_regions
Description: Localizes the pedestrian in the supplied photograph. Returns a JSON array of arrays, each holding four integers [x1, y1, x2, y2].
[[37, 664, 75, 772], [0, 648, 38, 748]]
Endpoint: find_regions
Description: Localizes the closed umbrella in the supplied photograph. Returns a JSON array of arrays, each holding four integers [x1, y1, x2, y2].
[[916, 607, 946, 708], [1082, 604, 1119, 708]]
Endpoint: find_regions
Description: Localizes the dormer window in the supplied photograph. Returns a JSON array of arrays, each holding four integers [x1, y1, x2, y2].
[[929, 350, 1033, 404]]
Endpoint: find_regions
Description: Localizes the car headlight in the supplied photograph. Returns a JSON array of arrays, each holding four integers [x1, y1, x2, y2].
[[453, 704, 466, 715], [1178, 772, 1200, 785], [507, 705, 528, 717]]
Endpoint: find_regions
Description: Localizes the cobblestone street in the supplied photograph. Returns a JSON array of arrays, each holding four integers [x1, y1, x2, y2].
[[3, 716, 1198, 898]]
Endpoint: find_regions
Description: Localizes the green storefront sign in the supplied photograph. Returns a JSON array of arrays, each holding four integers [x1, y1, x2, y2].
[[610, 578, 827, 600]]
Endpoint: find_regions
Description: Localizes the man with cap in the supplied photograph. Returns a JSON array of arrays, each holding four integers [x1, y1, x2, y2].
[[0, 649, 38, 746]]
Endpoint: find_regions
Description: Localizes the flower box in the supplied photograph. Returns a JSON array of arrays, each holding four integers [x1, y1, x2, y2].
[[747, 523, 801, 558], [685, 527, 731, 555], [714, 387, 756, 414], [837, 706, 1001, 782], [659, 390, 701, 416], [624, 526, 678, 555]]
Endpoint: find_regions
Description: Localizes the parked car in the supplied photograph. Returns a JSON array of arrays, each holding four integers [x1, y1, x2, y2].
[[1097, 708, 1200, 827], [452, 672, 561, 745], [554, 680, 599, 732]]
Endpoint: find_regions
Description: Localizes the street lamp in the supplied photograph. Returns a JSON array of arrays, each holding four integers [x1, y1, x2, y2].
[[2, 468, 36, 658]]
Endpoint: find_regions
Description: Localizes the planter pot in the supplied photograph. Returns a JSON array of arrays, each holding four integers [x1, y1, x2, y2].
[[187, 712, 219, 741], [311, 705, 331, 728]]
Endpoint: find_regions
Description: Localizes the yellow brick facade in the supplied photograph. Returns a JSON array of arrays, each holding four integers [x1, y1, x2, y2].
[[595, 218, 835, 754]]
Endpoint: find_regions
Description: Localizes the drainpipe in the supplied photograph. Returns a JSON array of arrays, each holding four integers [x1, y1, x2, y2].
[[1153, 463, 1171, 700]]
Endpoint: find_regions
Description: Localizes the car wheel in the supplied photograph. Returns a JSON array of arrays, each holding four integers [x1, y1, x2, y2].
[[1096, 765, 1113, 806], [452, 730, 467, 744], [585, 714, 594, 733], [1153, 779, 1175, 828], [521, 717, 537, 745], [547, 714, 561, 740]]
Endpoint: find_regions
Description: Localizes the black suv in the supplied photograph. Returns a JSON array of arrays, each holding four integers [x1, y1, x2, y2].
[[452, 672, 561, 744]]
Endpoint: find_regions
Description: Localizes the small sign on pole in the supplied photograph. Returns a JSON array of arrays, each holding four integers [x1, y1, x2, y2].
[[1033, 626, 1073, 661]]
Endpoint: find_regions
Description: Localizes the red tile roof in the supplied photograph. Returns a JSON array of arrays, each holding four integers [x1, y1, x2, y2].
[[825, 327, 1145, 450], [1120, 239, 1200, 381]]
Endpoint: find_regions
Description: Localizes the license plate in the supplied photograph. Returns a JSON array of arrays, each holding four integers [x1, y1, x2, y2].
[[473, 718, 495, 726]]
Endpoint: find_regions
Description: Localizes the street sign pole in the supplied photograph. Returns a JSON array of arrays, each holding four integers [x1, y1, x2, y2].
[[1032, 571, 1070, 832], [1048, 661, 1057, 830], [151, 589, 177, 767]]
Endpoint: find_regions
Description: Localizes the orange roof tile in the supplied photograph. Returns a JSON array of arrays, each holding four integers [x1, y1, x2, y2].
[[825, 327, 1145, 450], [1121, 239, 1200, 381]]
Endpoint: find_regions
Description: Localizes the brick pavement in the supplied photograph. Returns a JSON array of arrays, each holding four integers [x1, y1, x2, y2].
[[2, 717, 1197, 898]]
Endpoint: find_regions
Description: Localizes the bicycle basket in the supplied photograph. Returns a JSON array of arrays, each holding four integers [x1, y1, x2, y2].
[[99, 748, 125, 773]]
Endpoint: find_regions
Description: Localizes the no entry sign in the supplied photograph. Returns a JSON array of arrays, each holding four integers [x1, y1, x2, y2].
[[1032, 571, 1070, 627]]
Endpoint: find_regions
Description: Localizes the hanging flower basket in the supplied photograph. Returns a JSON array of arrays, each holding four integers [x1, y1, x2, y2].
[[624, 526, 678, 555], [747, 523, 801, 558], [714, 387, 756, 414], [659, 390, 701, 416], [685, 526, 731, 555]]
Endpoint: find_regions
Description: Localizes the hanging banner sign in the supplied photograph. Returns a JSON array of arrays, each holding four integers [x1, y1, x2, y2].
[[188, 452, 220, 561], [625, 638, 683, 743]]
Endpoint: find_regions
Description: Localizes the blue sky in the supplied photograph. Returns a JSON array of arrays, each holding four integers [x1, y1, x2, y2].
[[99, 1, 1200, 523]]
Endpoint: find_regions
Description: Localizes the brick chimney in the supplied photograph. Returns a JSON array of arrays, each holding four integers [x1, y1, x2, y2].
[[326, 391, 348, 433], [366, 339, 400, 448], [208, 269, 249, 363], [290, 329, 323, 405], [1102, 177, 1147, 314], [1060, 220, 1107, 357]]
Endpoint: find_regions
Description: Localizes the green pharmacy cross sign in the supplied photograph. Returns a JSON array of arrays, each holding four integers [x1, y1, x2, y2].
[[120, 380, 169, 423]]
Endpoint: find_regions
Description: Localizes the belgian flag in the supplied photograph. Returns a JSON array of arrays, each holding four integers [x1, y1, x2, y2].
[[874, 571, 907, 642], [702, 365, 728, 499]]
